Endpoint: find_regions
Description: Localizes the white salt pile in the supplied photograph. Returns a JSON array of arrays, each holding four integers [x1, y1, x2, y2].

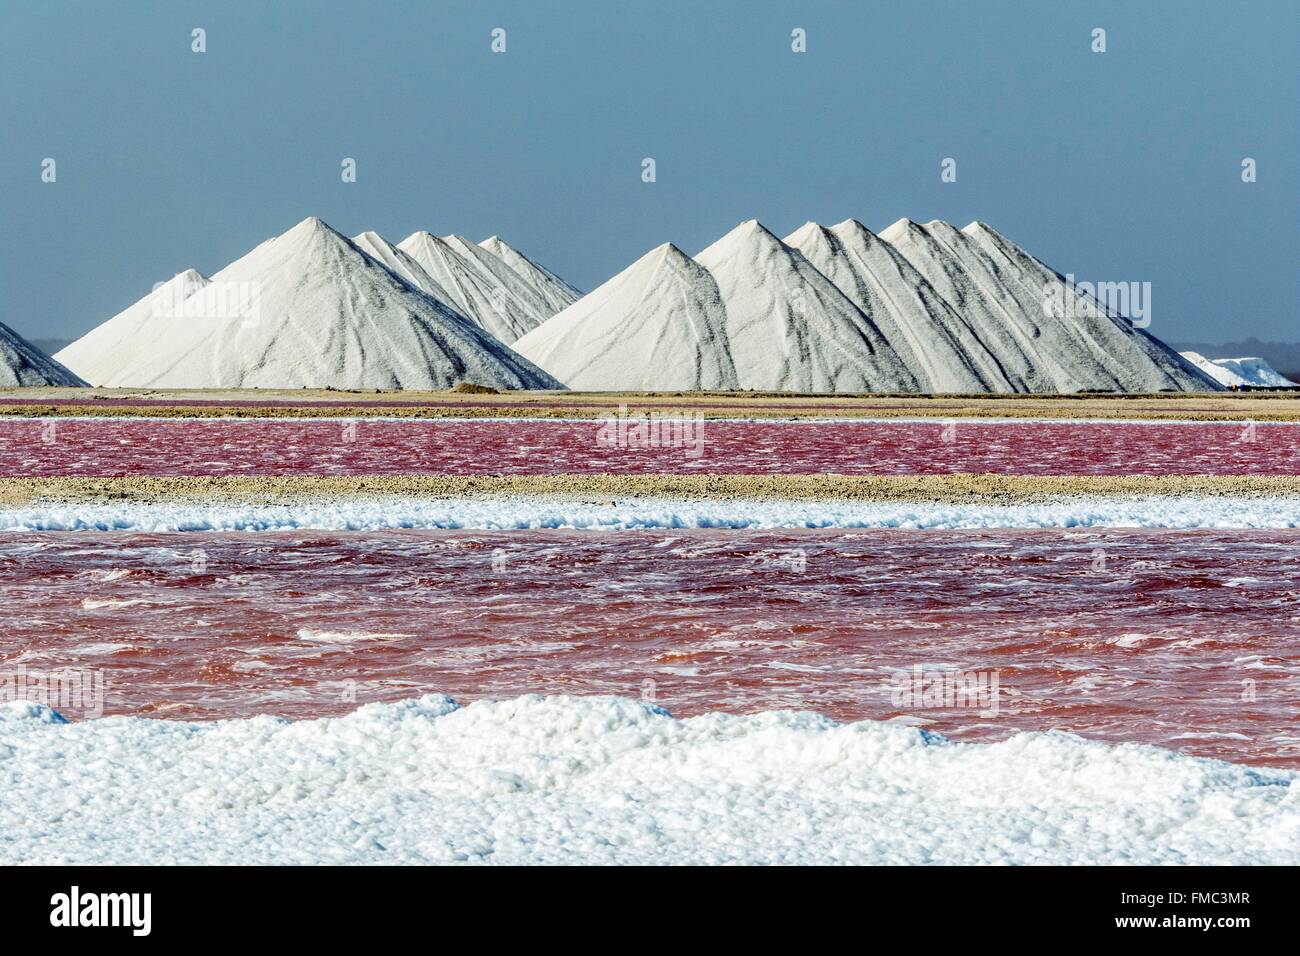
[[513, 243, 738, 390], [59, 218, 563, 390], [879, 218, 1054, 391], [1180, 351, 1297, 388], [57, 218, 580, 389], [2, 694, 1295, 864], [521, 216, 1220, 394], [694, 220, 919, 393], [59, 212, 1225, 394], [0, 322, 86, 387]]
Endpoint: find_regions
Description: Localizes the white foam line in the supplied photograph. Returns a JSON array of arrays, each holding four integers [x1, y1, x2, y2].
[[2, 495, 1299, 533]]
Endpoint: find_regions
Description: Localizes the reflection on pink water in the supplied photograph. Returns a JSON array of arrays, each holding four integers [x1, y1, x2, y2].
[[3, 528, 1297, 767], [1, 418, 1296, 476]]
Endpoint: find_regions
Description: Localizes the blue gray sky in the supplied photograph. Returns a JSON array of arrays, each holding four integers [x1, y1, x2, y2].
[[2, 0, 1295, 344]]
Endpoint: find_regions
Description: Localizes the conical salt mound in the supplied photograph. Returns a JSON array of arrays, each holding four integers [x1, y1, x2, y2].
[[397, 232, 545, 344], [85, 217, 564, 390], [694, 220, 918, 393], [784, 221, 1011, 393], [513, 243, 736, 390], [56, 269, 210, 386], [1, 322, 86, 386], [959, 221, 1219, 391], [479, 235, 583, 315]]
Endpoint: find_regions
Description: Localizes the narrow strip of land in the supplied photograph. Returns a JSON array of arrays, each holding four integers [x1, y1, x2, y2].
[[4, 473, 1299, 507], [1, 388, 1298, 420]]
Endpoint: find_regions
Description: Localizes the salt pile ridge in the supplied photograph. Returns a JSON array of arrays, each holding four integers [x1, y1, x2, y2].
[[397, 232, 549, 344], [444, 235, 558, 331], [513, 243, 738, 390], [694, 220, 919, 393], [0, 322, 86, 387], [785, 220, 1008, 393], [957, 221, 1215, 392], [63, 218, 563, 390], [1180, 351, 1297, 388], [879, 218, 1066, 391], [349, 231, 462, 307], [480, 235, 583, 315]]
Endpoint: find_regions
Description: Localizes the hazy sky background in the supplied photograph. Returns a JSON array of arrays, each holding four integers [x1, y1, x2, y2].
[[2, 0, 1295, 345]]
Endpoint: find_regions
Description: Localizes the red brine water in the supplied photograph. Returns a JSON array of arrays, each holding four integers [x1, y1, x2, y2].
[[3, 528, 1297, 767], [1, 418, 1297, 476]]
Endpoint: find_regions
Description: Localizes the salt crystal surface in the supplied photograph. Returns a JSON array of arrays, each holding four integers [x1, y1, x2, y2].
[[956, 220, 1216, 392], [349, 230, 464, 309], [1, 693, 1294, 864]]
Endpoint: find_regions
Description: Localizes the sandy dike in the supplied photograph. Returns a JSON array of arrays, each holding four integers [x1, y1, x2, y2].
[[4, 473, 1300, 509]]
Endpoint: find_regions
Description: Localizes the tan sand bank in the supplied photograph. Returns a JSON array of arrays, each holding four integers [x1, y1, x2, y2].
[[4, 473, 1299, 508]]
